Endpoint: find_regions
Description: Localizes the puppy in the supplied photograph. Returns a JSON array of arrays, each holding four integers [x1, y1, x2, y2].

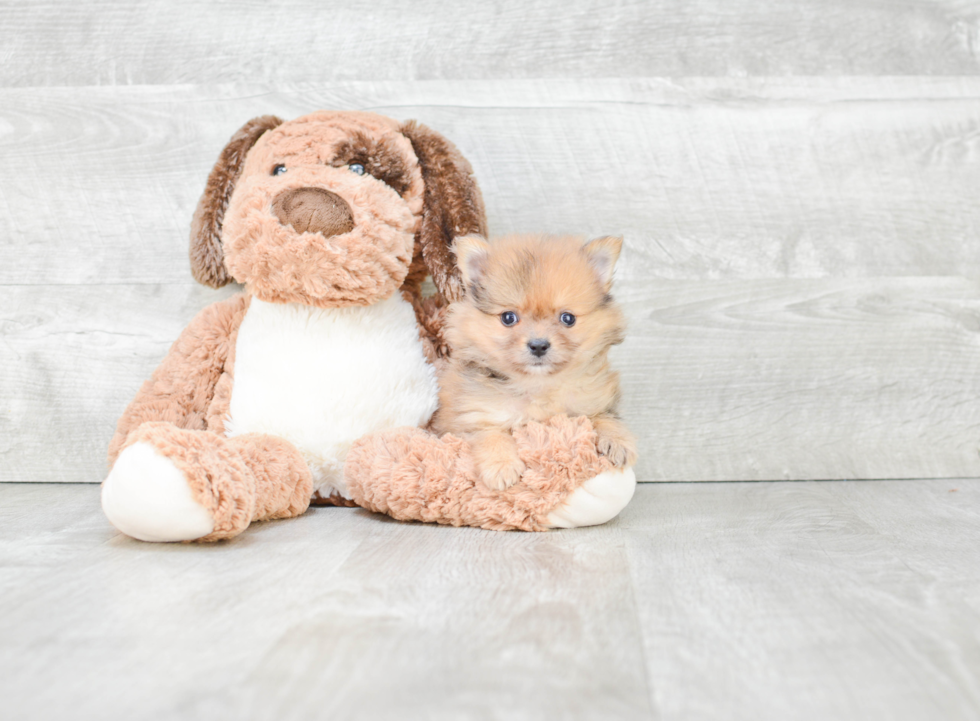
[[430, 233, 637, 490]]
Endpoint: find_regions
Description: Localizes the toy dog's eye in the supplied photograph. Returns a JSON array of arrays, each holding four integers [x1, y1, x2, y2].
[[349, 163, 365, 175], [560, 312, 576, 327], [500, 311, 519, 327], [272, 164, 287, 176]]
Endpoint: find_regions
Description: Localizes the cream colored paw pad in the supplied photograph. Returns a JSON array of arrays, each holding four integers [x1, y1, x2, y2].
[[102, 442, 215, 542], [546, 467, 637, 529]]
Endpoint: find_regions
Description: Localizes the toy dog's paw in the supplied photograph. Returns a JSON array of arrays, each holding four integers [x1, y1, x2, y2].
[[479, 453, 527, 491], [597, 432, 637, 468], [102, 440, 216, 542]]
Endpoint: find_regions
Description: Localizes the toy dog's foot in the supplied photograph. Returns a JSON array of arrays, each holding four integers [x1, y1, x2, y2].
[[544, 467, 636, 528], [102, 439, 215, 542], [102, 422, 312, 542], [516, 415, 635, 529], [345, 414, 636, 531]]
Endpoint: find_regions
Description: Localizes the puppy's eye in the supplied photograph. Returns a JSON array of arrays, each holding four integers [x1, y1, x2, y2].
[[500, 311, 519, 327], [560, 312, 576, 327], [349, 163, 366, 175], [272, 164, 287, 176]]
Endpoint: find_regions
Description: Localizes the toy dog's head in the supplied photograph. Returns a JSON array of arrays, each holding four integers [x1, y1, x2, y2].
[[189, 111, 486, 307]]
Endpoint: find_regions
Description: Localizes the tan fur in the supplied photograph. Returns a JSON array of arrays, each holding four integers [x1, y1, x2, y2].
[[430, 234, 637, 489], [204, 295, 249, 436], [119, 422, 312, 542], [107, 293, 251, 465], [345, 414, 612, 531], [222, 112, 426, 307]]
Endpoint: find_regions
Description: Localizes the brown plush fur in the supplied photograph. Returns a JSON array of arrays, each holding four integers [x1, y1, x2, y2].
[[222, 112, 425, 307], [400, 121, 488, 304], [271, 187, 355, 237], [345, 415, 612, 531], [190, 115, 283, 288], [108, 293, 251, 465], [402, 290, 452, 367], [431, 234, 637, 489]]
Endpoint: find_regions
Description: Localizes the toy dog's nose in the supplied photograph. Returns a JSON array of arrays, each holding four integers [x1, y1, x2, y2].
[[272, 187, 355, 238]]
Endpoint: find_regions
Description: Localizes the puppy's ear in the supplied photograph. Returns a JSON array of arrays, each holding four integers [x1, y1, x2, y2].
[[189, 115, 283, 287], [582, 236, 623, 292], [453, 235, 492, 292], [400, 121, 488, 302]]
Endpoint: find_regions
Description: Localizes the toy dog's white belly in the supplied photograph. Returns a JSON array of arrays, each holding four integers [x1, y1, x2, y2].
[[225, 295, 439, 499]]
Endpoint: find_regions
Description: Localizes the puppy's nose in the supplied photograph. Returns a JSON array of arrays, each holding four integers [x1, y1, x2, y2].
[[528, 338, 551, 357], [272, 187, 355, 238]]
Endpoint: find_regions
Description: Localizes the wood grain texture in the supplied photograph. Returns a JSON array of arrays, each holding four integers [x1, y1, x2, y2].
[[615, 276, 980, 481], [1, 481, 978, 720], [623, 480, 980, 720], [0, 0, 978, 87], [2, 78, 980, 286], [3, 278, 978, 483], [0, 483, 652, 721], [0, 284, 240, 483]]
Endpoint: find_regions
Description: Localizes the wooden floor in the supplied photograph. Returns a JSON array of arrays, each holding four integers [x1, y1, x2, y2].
[[2, 481, 978, 721]]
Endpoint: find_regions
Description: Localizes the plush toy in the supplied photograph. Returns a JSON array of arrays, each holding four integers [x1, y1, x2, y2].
[[100, 111, 636, 542]]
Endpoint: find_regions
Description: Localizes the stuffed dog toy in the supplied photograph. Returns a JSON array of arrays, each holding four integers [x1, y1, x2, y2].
[[100, 111, 635, 542]]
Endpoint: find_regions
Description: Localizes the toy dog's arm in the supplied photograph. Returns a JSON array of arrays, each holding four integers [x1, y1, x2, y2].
[[107, 293, 250, 466]]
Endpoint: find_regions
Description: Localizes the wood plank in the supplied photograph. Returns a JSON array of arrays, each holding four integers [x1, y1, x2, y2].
[[616, 276, 980, 481], [623, 479, 980, 720], [0, 0, 978, 87], [2, 481, 979, 720], [0, 283, 239, 483], [3, 277, 978, 483], [0, 483, 651, 720], [2, 78, 979, 286], [237, 523, 651, 719]]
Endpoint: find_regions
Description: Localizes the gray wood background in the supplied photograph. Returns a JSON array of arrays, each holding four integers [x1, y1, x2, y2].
[[2, 1, 980, 483]]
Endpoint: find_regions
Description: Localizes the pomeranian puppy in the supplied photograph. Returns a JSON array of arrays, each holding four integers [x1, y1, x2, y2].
[[430, 233, 637, 490]]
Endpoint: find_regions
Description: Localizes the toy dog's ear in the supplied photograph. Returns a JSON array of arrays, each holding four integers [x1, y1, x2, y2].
[[189, 115, 283, 287], [400, 121, 487, 303]]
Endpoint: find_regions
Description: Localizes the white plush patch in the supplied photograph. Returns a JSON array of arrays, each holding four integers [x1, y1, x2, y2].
[[226, 294, 439, 499], [101, 442, 216, 542], [545, 467, 637, 529]]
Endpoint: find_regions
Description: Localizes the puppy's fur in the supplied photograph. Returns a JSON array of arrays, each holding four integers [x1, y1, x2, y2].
[[430, 233, 637, 490]]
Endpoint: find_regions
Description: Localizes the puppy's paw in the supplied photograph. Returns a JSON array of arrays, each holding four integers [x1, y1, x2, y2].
[[478, 453, 527, 491], [597, 433, 638, 468]]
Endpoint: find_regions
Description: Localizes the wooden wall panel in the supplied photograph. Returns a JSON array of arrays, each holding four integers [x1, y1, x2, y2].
[[3, 7, 979, 484], [0, 0, 978, 87], [0, 284, 239, 483], [2, 79, 979, 286], [616, 277, 980, 481]]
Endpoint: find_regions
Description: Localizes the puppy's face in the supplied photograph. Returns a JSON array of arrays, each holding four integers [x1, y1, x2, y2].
[[447, 234, 625, 377], [222, 111, 425, 307]]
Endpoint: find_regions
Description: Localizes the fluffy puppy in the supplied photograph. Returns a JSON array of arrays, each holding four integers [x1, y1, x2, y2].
[[430, 233, 637, 490]]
